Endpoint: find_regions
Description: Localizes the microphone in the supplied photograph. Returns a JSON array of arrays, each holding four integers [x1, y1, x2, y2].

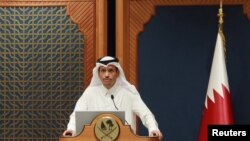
[[111, 94, 129, 125], [111, 94, 119, 110]]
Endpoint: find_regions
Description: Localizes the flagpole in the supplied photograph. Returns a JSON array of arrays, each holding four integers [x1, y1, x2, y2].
[[218, 0, 224, 32], [217, 0, 226, 58]]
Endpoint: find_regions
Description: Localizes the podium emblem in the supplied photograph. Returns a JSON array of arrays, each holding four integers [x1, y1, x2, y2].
[[94, 116, 120, 141]]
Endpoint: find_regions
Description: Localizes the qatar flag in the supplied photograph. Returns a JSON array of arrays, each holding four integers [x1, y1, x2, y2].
[[198, 32, 233, 141]]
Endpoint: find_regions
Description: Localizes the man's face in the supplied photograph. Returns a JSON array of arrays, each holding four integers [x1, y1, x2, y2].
[[98, 65, 119, 89]]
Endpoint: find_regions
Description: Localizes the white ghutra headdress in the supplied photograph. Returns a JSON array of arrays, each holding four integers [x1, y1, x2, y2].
[[89, 56, 139, 95]]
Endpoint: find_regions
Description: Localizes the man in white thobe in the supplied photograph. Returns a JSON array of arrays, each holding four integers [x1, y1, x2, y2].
[[63, 56, 163, 140]]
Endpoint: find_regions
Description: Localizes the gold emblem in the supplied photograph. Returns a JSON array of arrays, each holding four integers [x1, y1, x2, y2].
[[94, 116, 120, 141]]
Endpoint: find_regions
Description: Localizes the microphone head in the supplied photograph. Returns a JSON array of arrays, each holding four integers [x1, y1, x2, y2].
[[111, 95, 114, 99]]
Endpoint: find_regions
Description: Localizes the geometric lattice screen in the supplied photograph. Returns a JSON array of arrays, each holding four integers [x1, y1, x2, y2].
[[0, 7, 84, 140]]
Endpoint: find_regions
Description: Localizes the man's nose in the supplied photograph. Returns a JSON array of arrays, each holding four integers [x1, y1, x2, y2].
[[105, 71, 109, 76]]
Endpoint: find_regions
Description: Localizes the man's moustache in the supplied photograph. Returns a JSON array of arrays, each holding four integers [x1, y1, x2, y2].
[[103, 78, 111, 80]]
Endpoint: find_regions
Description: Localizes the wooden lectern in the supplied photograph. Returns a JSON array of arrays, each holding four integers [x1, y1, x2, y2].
[[59, 113, 159, 141]]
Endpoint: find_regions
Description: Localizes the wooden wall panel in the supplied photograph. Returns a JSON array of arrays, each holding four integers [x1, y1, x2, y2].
[[0, 0, 107, 86]]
